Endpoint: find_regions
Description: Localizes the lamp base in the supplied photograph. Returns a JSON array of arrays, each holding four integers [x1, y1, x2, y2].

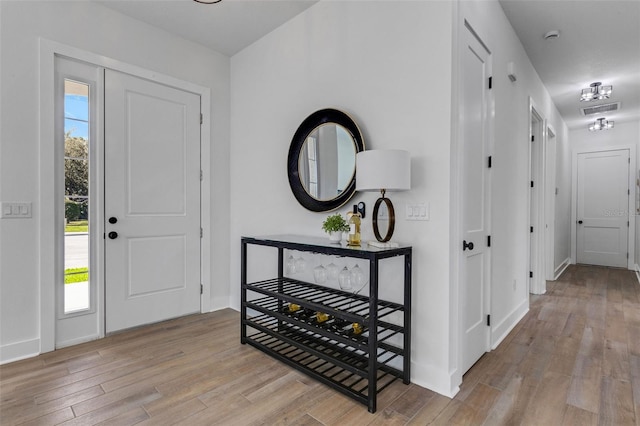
[[372, 193, 395, 242], [367, 240, 399, 248]]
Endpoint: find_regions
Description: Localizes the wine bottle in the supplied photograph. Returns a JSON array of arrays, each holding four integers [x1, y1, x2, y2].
[[348, 205, 361, 246]]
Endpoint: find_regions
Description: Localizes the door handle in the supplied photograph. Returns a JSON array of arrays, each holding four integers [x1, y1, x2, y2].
[[108, 231, 118, 240], [578, 220, 583, 224], [108, 217, 118, 224], [463, 240, 474, 251]]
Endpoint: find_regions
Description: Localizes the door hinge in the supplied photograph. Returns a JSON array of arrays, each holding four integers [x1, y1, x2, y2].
[[488, 76, 492, 89], [200, 170, 203, 181], [531, 135, 535, 142], [530, 181, 534, 188], [530, 226, 534, 233], [627, 253, 629, 259], [488, 156, 492, 168], [628, 221, 630, 227], [487, 235, 491, 247], [200, 284, 203, 294], [200, 228, 203, 238], [628, 189, 630, 195], [200, 113, 203, 124], [486, 315, 491, 326], [529, 271, 533, 278]]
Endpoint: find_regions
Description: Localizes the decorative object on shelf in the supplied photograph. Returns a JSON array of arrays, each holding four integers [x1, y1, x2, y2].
[[326, 262, 340, 280], [295, 257, 307, 273], [313, 265, 327, 283], [356, 150, 411, 242], [589, 117, 614, 131], [581, 82, 612, 102], [338, 266, 352, 290], [347, 205, 362, 246], [288, 109, 365, 212], [322, 213, 349, 242], [286, 255, 296, 274]]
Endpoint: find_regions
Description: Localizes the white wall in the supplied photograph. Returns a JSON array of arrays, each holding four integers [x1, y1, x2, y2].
[[0, 0, 230, 362], [230, 1, 456, 395], [457, 1, 569, 344]]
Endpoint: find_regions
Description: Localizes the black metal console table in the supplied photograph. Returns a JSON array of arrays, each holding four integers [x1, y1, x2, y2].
[[240, 234, 412, 413]]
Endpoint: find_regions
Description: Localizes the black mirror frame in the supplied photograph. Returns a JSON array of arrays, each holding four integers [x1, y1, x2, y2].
[[287, 109, 365, 212]]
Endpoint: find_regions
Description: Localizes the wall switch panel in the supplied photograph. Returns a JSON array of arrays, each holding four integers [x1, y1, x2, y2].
[[1, 202, 32, 219], [405, 202, 429, 221]]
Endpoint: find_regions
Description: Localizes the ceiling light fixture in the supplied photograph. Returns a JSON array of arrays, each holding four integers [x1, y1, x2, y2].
[[580, 82, 612, 102], [193, 0, 222, 3], [588, 117, 614, 132]]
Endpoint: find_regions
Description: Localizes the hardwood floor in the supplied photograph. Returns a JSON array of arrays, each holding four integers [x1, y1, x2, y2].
[[1, 264, 639, 425]]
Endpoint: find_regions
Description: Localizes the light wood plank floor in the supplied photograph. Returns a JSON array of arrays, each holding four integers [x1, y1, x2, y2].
[[1, 265, 639, 425]]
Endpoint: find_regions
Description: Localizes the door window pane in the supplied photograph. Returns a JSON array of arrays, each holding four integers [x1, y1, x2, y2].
[[64, 79, 90, 313]]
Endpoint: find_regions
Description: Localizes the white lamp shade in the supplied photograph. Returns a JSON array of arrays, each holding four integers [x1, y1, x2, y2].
[[356, 149, 411, 192]]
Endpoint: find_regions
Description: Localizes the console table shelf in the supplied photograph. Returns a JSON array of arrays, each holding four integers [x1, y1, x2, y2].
[[241, 235, 412, 413]]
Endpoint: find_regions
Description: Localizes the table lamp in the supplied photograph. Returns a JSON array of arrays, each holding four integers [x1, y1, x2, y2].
[[356, 150, 411, 243]]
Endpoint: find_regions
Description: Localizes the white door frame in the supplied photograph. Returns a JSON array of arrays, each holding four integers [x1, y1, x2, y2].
[[544, 123, 557, 281], [39, 39, 212, 353], [571, 144, 636, 269], [528, 99, 546, 295]]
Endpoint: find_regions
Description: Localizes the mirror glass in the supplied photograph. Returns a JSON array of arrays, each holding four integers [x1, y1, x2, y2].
[[297, 123, 356, 201], [288, 109, 364, 212]]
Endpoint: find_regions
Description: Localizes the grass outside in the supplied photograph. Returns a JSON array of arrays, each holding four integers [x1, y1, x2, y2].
[[66, 220, 88, 233], [65, 267, 88, 284]]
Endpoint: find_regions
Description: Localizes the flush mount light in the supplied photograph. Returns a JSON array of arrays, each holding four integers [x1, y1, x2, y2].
[[193, 0, 222, 3], [588, 117, 614, 131], [580, 82, 613, 102]]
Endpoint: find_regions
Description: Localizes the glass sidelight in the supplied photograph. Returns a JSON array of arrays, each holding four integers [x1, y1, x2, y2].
[[63, 79, 90, 313]]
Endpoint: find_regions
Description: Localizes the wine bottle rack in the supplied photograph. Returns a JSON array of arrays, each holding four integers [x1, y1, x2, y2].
[[241, 235, 412, 413]]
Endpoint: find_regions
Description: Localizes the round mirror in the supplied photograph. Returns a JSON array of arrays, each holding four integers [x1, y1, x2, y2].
[[288, 109, 364, 212]]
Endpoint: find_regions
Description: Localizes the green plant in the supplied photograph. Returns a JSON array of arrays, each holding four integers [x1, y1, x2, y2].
[[322, 214, 349, 233]]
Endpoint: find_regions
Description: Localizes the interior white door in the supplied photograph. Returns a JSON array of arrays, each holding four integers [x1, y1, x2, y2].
[[460, 24, 491, 374], [576, 149, 629, 268], [105, 70, 201, 333]]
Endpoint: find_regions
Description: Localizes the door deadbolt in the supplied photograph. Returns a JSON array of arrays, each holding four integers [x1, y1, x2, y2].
[[108, 217, 118, 224]]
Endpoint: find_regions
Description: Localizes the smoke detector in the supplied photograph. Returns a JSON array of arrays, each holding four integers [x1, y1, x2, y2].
[[544, 30, 560, 40]]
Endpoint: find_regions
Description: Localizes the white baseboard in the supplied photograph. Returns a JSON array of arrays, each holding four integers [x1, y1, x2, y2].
[[554, 257, 571, 280], [491, 299, 529, 350], [0, 338, 40, 365], [410, 360, 459, 398], [55, 334, 101, 350], [635, 264, 640, 285]]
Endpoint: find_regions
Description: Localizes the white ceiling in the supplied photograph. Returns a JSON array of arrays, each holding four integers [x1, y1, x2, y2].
[[499, 0, 640, 130], [97, 0, 639, 131], [95, 0, 319, 57]]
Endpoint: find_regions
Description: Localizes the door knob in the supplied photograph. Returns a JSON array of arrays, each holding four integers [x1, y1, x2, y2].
[[108, 231, 118, 240], [463, 240, 474, 251], [578, 220, 583, 224], [108, 217, 118, 224]]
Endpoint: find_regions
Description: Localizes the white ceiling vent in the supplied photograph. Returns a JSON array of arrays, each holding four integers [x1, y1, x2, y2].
[[581, 102, 620, 116]]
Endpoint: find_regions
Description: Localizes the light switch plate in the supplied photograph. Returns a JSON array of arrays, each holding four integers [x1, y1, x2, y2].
[[1, 202, 32, 218], [405, 202, 429, 221]]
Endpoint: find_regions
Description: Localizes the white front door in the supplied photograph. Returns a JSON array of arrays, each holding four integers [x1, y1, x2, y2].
[[105, 69, 201, 333], [576, 149, 629, 268], [460, 23, 491, 374]]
